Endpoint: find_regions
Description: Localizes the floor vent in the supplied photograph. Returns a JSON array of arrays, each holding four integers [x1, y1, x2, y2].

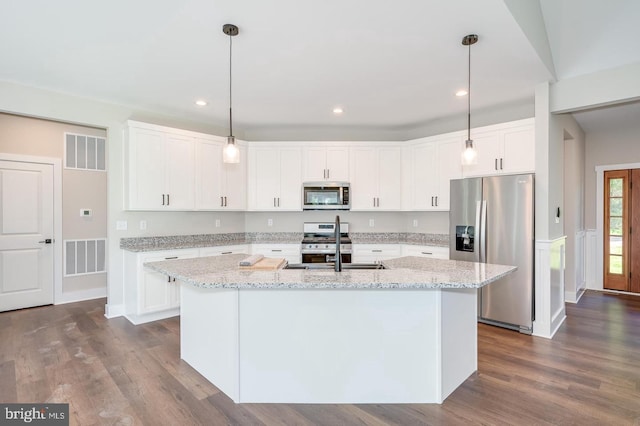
[[65, 133, 106, 171], [64, 239, 107, 276]]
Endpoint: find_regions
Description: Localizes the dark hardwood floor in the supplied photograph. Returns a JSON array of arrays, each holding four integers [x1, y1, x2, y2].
[[2, 290, 640, 425]]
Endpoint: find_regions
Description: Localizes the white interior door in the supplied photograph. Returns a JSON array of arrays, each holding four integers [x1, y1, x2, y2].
[[0, 160, 54, 312]]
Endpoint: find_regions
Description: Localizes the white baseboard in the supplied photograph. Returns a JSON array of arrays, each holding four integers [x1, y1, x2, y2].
[[55, 287, 107, 305], [105, 303, 125, 318]]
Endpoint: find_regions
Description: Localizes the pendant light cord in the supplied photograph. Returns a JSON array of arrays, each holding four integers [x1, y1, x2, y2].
[[229, 33, 233, 138], [467, 40, 471, 142]]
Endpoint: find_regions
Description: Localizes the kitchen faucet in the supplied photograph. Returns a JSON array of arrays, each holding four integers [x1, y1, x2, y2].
[[334, 215, 342, 272]]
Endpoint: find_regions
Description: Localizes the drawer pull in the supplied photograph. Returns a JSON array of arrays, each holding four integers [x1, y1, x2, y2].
[[221, 251, 232, 255], [165, 256, 178, 260], [421, 252, 433, 255], [372, 249, 382, 253], [271, 249, 282, 252]]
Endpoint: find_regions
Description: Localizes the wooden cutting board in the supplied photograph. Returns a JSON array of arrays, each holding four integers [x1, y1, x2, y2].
[[239, 257, 286, 270]]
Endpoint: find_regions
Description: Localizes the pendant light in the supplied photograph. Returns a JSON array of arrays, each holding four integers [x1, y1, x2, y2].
[[461, 34, 478, 165], [222, 23, 240, 164]]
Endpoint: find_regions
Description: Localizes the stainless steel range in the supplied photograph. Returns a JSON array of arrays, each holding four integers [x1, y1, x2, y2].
[[301, 221, 352, 264]]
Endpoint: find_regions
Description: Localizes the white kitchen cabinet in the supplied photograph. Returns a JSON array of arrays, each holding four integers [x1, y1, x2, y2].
[[302, 146, 350, 182], [126, 123, 195, 210], [462, 118, 535, 177], [248, 146, 302, 210], [352, 244, 402, 263], [251, 244, 301, 264], [196, 138, 247, 210], [124, 248, 199, 324], [407, 136, 462, 211], [350, 145, 403, 210], [401, 245, 449, 259]]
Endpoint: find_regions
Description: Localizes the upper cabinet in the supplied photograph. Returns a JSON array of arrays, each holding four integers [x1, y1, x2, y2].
[[406, 136, 463, 211], [462, 118, 535, 177], [196, 138, 247, 210], [126, 122, 195, 210], [350, 145, 403, 211], [248, 145, 302, 211], [302, 145, 350, 182]]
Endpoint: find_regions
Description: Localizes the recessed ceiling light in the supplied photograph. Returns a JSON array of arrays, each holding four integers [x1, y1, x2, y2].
[[195, 100, 208, 106], [456, 90, 468, 97], [333, 107, 344, 114]]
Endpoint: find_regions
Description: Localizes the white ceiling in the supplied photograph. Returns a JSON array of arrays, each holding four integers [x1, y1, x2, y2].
[[0, 0, 638, 138]]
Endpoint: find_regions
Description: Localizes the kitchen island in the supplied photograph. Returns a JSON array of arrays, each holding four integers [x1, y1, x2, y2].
[[145, 254, 515, 404]]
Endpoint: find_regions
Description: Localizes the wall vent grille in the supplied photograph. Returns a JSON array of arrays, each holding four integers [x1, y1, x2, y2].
[[64, 238, 107, 276], [65, 133, 106, 171]]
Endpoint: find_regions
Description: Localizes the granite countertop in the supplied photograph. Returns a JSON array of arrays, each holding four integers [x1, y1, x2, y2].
[[144, 253, 516, 290], [121, 232, 449, 252]]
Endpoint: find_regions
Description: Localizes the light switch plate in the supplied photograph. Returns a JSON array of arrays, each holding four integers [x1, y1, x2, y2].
[[369, 219, 375, 227], [139, 220, 147, 230], [116, 220, 128, 231], [215, 219, 221, 227], [267, 218, 273, 227], [80, 209, 92, 217]]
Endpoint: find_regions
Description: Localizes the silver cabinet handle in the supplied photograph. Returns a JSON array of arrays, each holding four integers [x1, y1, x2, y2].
[[224, 196, 228, 207], [221, 196, 224, 207], [271, 249, 282, 252], [435, 196, 438, 207], [500, 158, 503, 170], [274, 197, 276, 207], [421, 252, 433, 255], [373, 198, 376, 207], [372, 249, 382, 253], [495, 158, 498, 170], [327, 169, 330, 179], [165, 256, 178, 260], [166, 194, 170, 205], [431, 196, 434, 207], [277, 197, 280, 207], [162, 194, 165, 205], [221, 251, 232, 255]]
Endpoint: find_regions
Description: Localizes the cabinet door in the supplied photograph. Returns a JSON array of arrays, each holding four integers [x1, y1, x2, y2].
[[129, 128, 166, 209], [350, 147, 378, 210], [501, 126, 535, 174], [165, 133, 195, 210], [377, 147, 402, 210], [411, 143, 438, 210], [462, 131, 501, 177], [278, 148, 302, 210], [435, 137, 463, 210], [302, 147, 328, 181], [325, 147, 350, 181], [253, 148, 282, 210], [222, 144, 247, 210], [196, 140, 224, 209], [140, 266, 173, 314]]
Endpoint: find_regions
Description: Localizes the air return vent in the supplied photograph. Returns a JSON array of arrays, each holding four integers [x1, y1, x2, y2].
[[65, 133, 106, 171], [64, 239, 106, 276]]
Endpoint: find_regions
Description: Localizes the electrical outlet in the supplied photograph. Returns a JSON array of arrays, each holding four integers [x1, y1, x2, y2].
[[268, 218, 273, 227], [116, 220, 127, 231], [215, 219, 221, 227], [139, 220, 147, 230], [413, 219, 418, 227], [369, 219, 375, 227], [555, 217, 560, 224]]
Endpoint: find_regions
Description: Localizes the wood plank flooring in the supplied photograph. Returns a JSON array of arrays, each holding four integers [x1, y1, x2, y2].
[[2, 290, 640, 425]]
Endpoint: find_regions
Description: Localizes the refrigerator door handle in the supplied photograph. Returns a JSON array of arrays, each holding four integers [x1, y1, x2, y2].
[[479, 200, 487, 263], [475, 200, 482, 263]]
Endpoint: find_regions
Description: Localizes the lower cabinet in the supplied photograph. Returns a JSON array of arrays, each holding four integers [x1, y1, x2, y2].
[[251, 244, 301, 264], [401, 245, 449, 260], [124, 248, 199, 325], [124, 245, 251, 325], [352, 244, 402, 263]]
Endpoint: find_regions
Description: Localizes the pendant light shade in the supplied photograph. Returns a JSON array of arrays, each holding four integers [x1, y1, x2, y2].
[[461, 34, 478, 166], [223, 24, 240, 164]]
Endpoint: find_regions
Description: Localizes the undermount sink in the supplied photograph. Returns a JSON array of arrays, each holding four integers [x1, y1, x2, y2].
[[284, 263, 386, 270]]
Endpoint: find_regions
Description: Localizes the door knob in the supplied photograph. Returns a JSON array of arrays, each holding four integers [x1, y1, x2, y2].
[[38, 239, 53, 244]]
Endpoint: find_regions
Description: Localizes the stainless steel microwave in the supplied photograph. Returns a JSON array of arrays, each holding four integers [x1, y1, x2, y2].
[[302, 182, 350, 210]]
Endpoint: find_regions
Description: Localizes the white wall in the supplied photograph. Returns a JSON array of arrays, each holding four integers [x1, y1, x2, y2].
[[244, 211, 449, 234], [585, 127, 640, 229], [561, 116, 586, 302]]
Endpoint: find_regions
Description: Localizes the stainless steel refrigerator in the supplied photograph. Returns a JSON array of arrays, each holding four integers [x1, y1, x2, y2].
[[449, 174, 534, 334]]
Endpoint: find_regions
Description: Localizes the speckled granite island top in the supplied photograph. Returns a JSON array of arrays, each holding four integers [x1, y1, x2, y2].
[[144, 253, 516, 290]]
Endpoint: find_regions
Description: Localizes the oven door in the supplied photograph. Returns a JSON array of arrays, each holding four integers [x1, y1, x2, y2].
[[301, 253, 352, 264]]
